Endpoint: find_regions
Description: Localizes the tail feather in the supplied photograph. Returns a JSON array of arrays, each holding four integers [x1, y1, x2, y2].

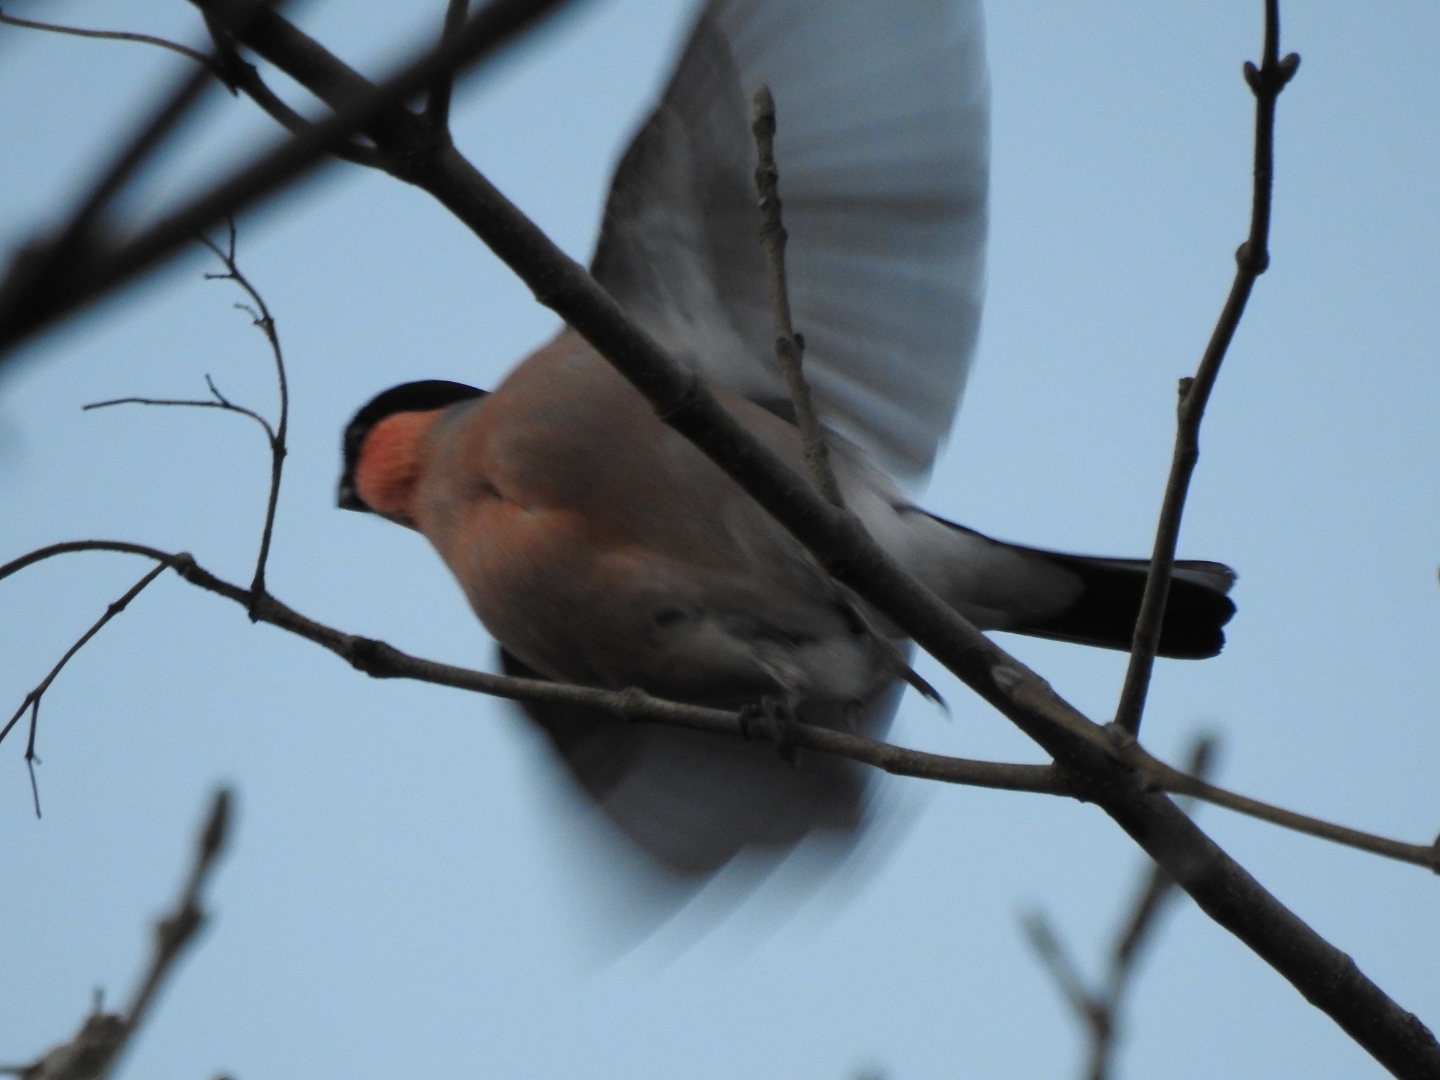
[[1009, 550, 1236, 659], [908, 514, 1236, 660]]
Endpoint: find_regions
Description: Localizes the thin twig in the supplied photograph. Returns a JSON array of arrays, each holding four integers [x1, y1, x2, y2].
[[201, 13, 384, 166], [82, 228, 288, 603], [1026, 736, 1218, 1080], [83, 388, 275, 442], [1, 561, 172, 816], [1, 790, 232, 1080], [1114, 1, 1300, 736], [116, 790, 232, 1055], [751, 85, 842, 506], [197, 225, 288, 601], [425, 0, 471, 130], [1022, 913, 1103, 1032], [1114, 734, 1438, 871], [0, 9, 221, 72]]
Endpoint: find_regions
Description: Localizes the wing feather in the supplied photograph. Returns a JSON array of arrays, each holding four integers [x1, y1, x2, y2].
[[591, 0, 989, 480]]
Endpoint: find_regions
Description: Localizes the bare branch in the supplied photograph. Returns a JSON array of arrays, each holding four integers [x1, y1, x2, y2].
[[0, 0, 579, 359], [0, 9, 220, 72], [115, 790, 232, 1054], [0, 542, 1063, 798], [1118, 736, 1437, 871], [425, 0, 471, 130], [1021, 912, 1103, 1032], [196, 227, 288, 599], [1027, 735, 1218, 1080], [6, 539, 1435, 876], [1, 561, 173, 817], [1114, 0, 1301, 736], [0, 790, 232, 1080], [83, 391, 275, 443], [83, 231, 287, 601], [200, 13, 384, 167], [751, 85, 842, 506]]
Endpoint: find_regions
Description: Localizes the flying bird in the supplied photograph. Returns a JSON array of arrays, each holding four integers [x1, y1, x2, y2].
[[338, 0, 1234, 881]]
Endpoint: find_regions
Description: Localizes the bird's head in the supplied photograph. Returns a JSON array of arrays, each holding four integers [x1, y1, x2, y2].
[[338, 380, 488, 524]]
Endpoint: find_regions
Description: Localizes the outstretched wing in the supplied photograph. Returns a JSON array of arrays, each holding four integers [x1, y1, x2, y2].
[[590, 0, 989, 482]]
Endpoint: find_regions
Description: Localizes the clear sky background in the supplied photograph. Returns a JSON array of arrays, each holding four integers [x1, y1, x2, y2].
[[2, 1, 1438, 1077]]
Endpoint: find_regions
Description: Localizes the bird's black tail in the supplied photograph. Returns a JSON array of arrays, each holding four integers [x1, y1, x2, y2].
[[1010, 550, 1236, 659], [911, 514, 1237, 660]]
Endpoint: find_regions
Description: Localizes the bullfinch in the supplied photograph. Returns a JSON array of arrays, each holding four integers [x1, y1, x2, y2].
[[338, 0, 1235, 880]]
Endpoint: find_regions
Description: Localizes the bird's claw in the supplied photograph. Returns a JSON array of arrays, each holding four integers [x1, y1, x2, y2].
[[739, 696, 800, 766]]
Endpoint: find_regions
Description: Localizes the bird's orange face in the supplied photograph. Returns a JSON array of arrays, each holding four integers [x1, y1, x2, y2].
[[350, 409, 443, 530]]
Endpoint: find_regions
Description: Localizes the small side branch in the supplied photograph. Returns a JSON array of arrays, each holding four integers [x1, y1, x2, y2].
[[1, 560, 172, 817], [1025, 736, 1218, 1080], [1118, 736, 1438, 871], [198, 226, 288, 601], [0, 789, 231, 1080], [1114, 0, 1300, 736], [200, 14, 384, 167], [0, 9, 220, 72], [117, 790, 232, 1056], [751, 85, 843, 506], [83, 229, 288, 606], [425, 0, 471, 130]]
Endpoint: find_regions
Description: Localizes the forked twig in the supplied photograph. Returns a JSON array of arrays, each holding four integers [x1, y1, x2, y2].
[[1024, 736, 1218, 1080], [0, 3, 383, 169], [200, 12, 384, 166], [2, 231, 287, 805], [198, 224, 288, 600], [0, 789, 232, 1080], [751, 85, 843, 507], [0, 560, 171, 818], [84, 225, 288, 604], [1114, 0, 1300, 736]]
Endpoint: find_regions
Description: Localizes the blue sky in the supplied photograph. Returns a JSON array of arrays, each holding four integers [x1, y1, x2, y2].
[[2, 2, 1438, 1077]]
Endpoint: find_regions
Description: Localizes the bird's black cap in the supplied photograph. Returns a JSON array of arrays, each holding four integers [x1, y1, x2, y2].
[[338, 379, 487, 512]]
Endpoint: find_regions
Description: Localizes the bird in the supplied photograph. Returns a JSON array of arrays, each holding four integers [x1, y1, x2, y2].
[[337, 0, 1235, 882]]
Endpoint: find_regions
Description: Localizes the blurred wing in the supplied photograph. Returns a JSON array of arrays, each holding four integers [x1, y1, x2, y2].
[[590, 0, 989, 481], [500, 648, 901, 880]]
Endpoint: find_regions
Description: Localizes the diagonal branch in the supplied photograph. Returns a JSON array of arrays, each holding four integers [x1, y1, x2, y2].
[[113, 789, 231, 1063], [1113, 0, 1300, 736], [200, 14, 384, 167]]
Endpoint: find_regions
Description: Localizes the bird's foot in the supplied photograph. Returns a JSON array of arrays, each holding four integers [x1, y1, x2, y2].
[[739, 695, 800, 766]]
